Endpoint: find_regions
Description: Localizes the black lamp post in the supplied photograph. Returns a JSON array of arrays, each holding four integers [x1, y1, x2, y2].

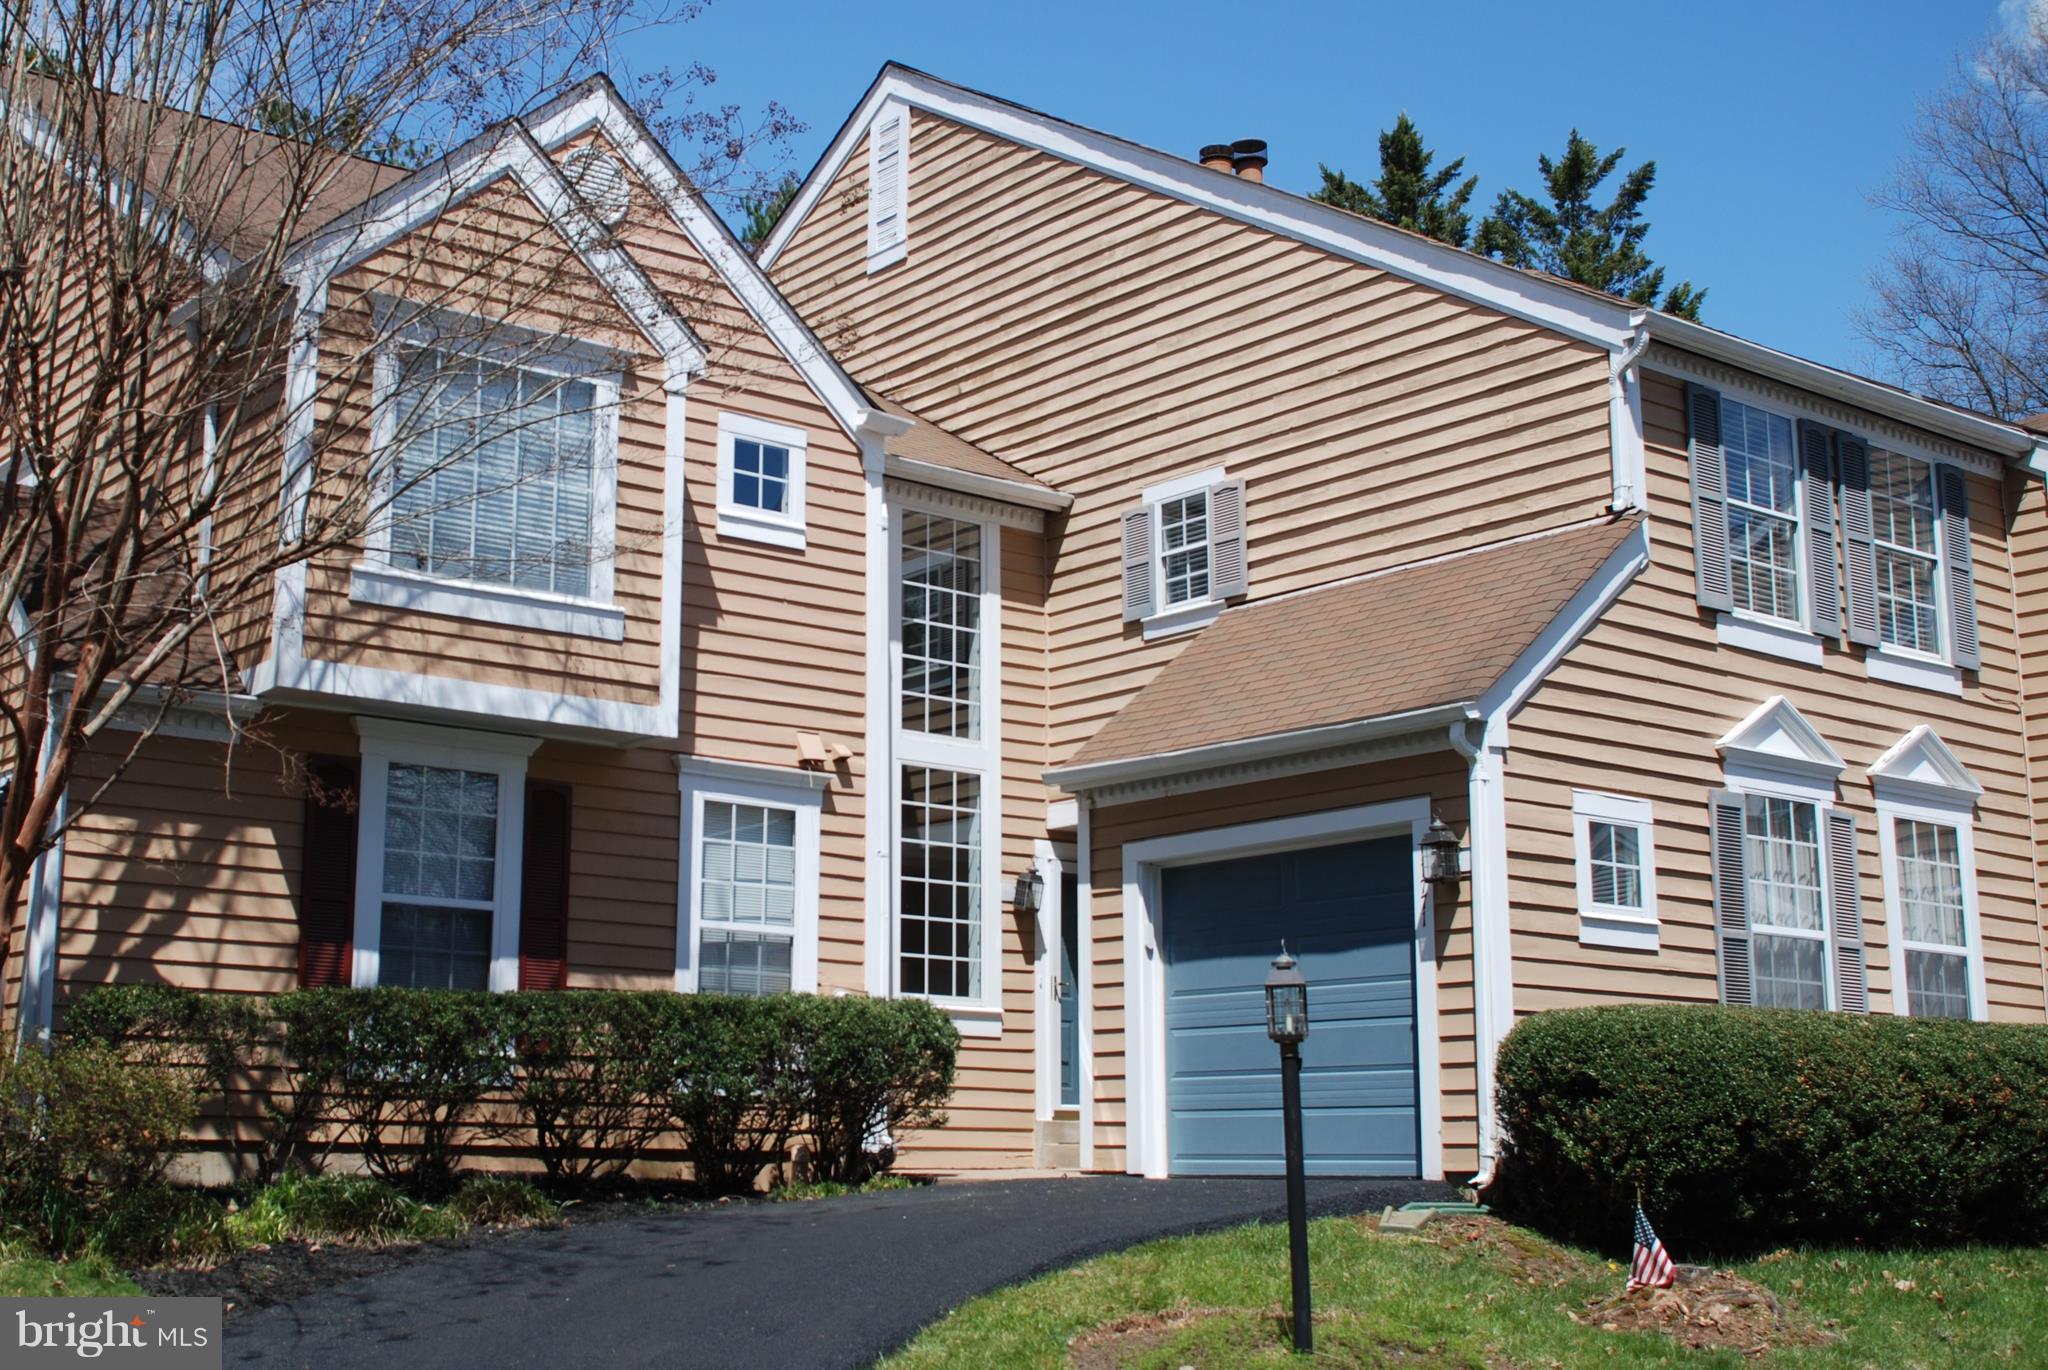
[[1264, 947, 1312, 1354]]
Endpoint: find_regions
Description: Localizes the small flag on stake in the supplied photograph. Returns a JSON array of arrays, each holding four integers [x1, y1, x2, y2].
[[1629, 1202, 1676, 1290]]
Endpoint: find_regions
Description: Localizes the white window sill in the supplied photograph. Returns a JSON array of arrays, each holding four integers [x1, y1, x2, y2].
[[929, 1001, 1003, 1038], [1716, 611, 1823, 666], [349, 562, 625, 641], [1141, 598, 1222, 642], [867, 241, 907, 275], [1866, 645, 1962, 696], [716, 505, 807, 550], [1579, 909, 1660, 952]]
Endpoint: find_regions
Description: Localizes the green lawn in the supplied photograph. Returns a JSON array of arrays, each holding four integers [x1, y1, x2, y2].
[[0, 1240, 141, 1298], [882, 1214, 2048, 1368]]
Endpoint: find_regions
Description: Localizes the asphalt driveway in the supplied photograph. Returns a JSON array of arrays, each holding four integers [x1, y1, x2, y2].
[[224, 1174, 1452, 1369]]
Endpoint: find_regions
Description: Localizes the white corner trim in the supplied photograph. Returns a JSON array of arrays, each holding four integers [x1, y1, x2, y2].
[[1865, 646, 1963, 697], [862, 446, 894, 998], [1076, 798, 1096, 1171], [1139, 598, 1222, 641], [1716, 611, 1826, 666], [757, 68, 1635, 349], [350, 723, 535, 993], [1570, 790, 1661, 952], [1875, 795, 1988, 1021], [674, 758, 824, 996], [715, 410, 810, 550], [349, 562, 627, 641], [1119, 797, 1441, 1181]]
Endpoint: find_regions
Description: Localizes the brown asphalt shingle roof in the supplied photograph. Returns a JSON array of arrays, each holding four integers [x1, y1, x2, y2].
[[1062, 516, 1643, 772], [864, 389, 1052, 490]]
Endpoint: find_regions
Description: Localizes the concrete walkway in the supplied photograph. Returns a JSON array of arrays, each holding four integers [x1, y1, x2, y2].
[[224, 1175, 1452, 1369]]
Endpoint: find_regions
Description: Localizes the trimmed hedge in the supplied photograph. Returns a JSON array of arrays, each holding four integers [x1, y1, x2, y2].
[[1495, 1005, 2048, 1254], [62, 985, 960, 1196]]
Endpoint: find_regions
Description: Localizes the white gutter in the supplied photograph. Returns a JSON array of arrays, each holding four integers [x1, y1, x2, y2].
[[1448, 716, 1510, 1194], [1044, 702, 1477, 795], [1607, 315, 1652, 512]]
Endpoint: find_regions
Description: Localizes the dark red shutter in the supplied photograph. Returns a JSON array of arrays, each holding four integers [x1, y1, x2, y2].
[[519, 781, 572, 990], [298, 757, 360, 987]]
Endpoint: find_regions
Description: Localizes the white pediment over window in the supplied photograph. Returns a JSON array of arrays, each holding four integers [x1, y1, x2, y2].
[[1716, 695, 1846, 793], [1868, 725, 1983, 809]]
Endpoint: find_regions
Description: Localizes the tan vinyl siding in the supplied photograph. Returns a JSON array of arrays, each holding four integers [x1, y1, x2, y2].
[[1083, 756, 1475, 1177], [1503, 369, 2046, 1023], [771, 113, 1617, 769]]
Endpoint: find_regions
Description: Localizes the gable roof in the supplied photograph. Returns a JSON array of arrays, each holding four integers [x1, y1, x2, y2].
[[862, 388, 1068, 510], [1048, 515, 1644, 789], [761, 63, 2048, 469]]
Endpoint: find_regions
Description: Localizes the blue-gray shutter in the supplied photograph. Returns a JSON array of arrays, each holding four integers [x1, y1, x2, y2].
[[1938, 466, 1980, 670], [1709, 789, 1752, 1006], [1825, 809, 1867, 1013], [1120, 506, 1154, 621], [1207, 479, 1248, 600], [1798, 421, 1841, 639], [1686, 383, 1733, 612], [1837, 434, 1879, 647]]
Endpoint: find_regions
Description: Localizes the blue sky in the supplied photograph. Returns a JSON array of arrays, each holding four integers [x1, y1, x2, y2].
[[656, 0, 2018, 378]]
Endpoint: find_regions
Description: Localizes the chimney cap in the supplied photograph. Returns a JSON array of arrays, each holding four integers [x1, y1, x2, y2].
[[1199, 143, 1234, 161], [1229, 138, 1268, 157]]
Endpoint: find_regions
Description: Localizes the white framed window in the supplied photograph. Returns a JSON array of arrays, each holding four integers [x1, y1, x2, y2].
[[355, 308, 624, 640], [715, 412, 809, 550], [351, 719, 542, 991], [900, 510, 982, 739], [866, 101, 909, 272], [1571, 791, 1659, 951], [1742, 793, 1830, 1009], [1722, 397, 1802, 626], [888, 490, 1004, 1027], [675, 757, 822, 996], [1871, 725, 1986, 1021], [1126, 464, 1245, 641], [1158, 490, 1212, 607], [1870, 450, 1941, 657]]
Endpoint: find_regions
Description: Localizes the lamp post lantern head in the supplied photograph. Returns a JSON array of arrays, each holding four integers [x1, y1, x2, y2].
[[1421, 814, 1463, 887], [1012, 865, 1044, 914], [1264, 946, 1309, 1045]]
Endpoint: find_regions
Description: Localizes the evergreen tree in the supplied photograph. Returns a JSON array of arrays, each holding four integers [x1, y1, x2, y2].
[[740, 172, 802, 253], [1475, 129, 1705, 320], [1312, 113, 1477, 247]]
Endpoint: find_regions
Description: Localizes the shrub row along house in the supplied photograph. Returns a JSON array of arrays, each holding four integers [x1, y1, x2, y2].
[[7, 65, 2048, 1185]]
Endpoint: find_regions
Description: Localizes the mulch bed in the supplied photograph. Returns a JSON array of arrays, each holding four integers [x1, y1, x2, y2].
[[130, 1187, 736, 1319]]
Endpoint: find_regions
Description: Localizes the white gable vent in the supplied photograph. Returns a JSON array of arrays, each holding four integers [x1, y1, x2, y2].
[[562, 148, 632, 228]]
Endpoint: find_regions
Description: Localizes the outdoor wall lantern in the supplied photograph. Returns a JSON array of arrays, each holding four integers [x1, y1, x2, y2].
[[1012, 864, 1045, 915], [1265, 947, 1313, 1354], [1420, 814, 1465, 888]]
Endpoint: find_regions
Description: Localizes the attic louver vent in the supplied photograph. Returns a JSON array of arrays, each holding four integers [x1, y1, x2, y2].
[[562, 148, 631, 228]]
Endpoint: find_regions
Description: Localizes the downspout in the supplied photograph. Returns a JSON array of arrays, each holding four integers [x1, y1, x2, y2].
[[1607, 314, 1652, 514], [1448, 714, 1510, 1191]]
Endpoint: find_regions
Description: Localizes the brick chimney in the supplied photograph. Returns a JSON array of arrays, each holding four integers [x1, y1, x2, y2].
[[1198, 143, 1234, 173], [1230, 139, 1268, 183]]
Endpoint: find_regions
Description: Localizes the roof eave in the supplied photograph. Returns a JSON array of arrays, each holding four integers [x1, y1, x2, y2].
[[1045, 702, 1477, 796], [882, 453, 1070, 511]]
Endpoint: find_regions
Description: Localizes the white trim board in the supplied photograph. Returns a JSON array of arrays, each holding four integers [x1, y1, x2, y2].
[[1118, 798, 1442, 1181]]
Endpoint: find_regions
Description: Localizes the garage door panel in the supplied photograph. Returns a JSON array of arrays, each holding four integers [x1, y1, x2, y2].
[[1162, 837, 1419, 1177]]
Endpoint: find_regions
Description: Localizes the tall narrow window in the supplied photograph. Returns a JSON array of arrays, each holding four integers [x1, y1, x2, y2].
[[900, 512, 982, 739], [1871, 451, 1941, 655], [697, 800, 797, 996], [1743, 794, 1827, 1009], [1158, 491, 1211, 607], [389, 348, 597, 597], [379, 763, 498, 990], [1723, 399, 1801, 622], [1894, 818, 1969, 1018], [899, 766, 981, 1000]]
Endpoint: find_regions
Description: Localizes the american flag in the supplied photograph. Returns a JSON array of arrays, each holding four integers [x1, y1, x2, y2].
[[1628, 1204, 1676, 1290]]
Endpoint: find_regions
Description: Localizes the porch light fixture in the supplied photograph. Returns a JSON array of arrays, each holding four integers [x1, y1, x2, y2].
[[1264, 946, 1313, 1353], [1421, 814, 1464, 888], [1012, 865, 1045, 915]]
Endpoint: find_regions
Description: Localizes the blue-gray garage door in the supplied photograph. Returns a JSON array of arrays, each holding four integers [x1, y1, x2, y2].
[[1162, 837, 1419, 1176]]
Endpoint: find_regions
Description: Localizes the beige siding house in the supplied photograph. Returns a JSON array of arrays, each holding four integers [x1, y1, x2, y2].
[[10, 64, 2048, 1185]]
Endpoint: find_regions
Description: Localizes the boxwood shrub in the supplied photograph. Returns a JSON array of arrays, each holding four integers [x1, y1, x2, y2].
[[1494, 1004, 2048, 1254], [65, 985, 961, 1196]]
